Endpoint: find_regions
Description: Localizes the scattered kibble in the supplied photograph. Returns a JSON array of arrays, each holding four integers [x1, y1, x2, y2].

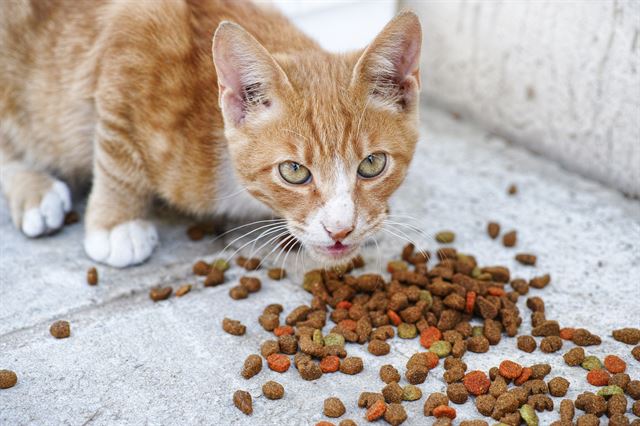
[[0, 370, 18, 389], [262, 380, 284, 400], [324, 397, 346, 418], [222, 318, 246, 336], [86, 267, 98, 285], [49, 320, 71, 339], [267, 268, 286, 280], [241, 354, 262, 379], [502, 230, 517, 247], [487, 222, 500, 239], [515, 253, 536, 266], [149, 286, 172, 301], [435, 231, 455, 244], [612, 328, 640, 345], [233, 390, 252, 415], [175, 284, 191, 297]]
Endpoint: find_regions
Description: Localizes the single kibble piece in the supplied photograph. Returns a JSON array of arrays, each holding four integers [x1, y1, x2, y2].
[[366, 400, 387, 421], [298, 360, 322, 381], [382, 382, 403, 403], [383, 403, 407, 426], [529, 274, 551, 289], [502, 230, 517, 247], [368, 339, 390, 356], [192, 260, 210, 276], [233, 390, 252, 415], [149, 286, 172, 301], [243, 257, 261, 270], [50, 320, 71, 339], [508, 184, 517, 195], [229, 285, 249, 300], [402, 384, 422, 401], [262, 381, 284, 400], [380, 365, 401, 384], [240, 276, 261, 293], [517, 335, 537, 353], [519, 404, 538, 426], [175, 284, 191, 297], [86, 267, 98, 285], [241, 354, 262, 379], [222, 318, 246, 336], [258, 313, 279, 331], [632, 345, 640, 361], [572, 328, 602, 346], [612, 328, 640, 345], [447, 383, 469, 404], [260, 340, 279, 358], [405, 366, 429, 385], [487, 222, 500, 239], [548, 377, 570, 397], [576, 414, 599, 426], [204, 268, 225, 287], [340, 357, 363, 375], [432, 405, 457, 419], [267, 268, 286, 280], [581, 356, 603, 371], [339, 420, 357, 426], [0, 370, 18, 389], [564, 347, 585, 366], [464, 371, 490, 396], [515, 253, 536, 266], [540, 336, 563, 353], [587, 369, 610, 386], [498, 360, 523, 379], [324, 397, 346, 418], [424, 393, 449, 416], [560, 399, 575, 422], [211, 258, 230, 272], [604, 355, 626, 374], [435, 231, 455, 244], [320, 356, 340, 373]]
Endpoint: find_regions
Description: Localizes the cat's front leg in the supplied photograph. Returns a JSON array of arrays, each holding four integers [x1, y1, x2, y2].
[[83, 129, 158, 268]]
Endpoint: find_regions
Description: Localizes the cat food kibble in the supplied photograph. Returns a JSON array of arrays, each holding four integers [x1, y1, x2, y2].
[[50, 320, 71, 339], [240, 276, 261, 293], [192, 260, 210, 276], [211, 258, 230, 272], [383, 403, 407, 426], [267, 268, 286, 280], [323, 397, 346, 418], [262, 380, 284, 400], [204, 268, 225, 287], [402, 384, 422, 401], [612, 327, 640, 345], [222, 318, 246, 336], [340, 357, 363, 375], [382, 381, 403, 403], [366, 399, 387, 421], [604, 355, 626, 373], [487, 222, 500, 239], [243, 257, 261, 270], [463, 371, 490, 395], [632, 345, 640, 361], [368, 339, 390, 356], [320, 356, 340, 373], [564, 347, 586, 366], [149, 286, 172, 301], [380, 364, 401, 384], [517, 335, 537, 353], [502, 230, 517, 247], [435, 231, 455, 244], [241, 354, 262, 379], [432, 405, 457, 419], [267, 354, 291, 373], [233, 390, 253, 415], [229, 285, 248, 300], [86, 267, 98, 285], [0, 370, 18, 389], [175, 284, 191, 297], [540, 335, 563, 353], [548, 377, 570, 396], [515, 253, 536, 266], [498, 360, 523, 379], [581, 355, 603, 371], [447, 383, 469, 404], [587, 369, 610, 386]]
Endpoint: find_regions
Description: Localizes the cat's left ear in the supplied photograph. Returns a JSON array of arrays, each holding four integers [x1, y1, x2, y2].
[[352, 11, 422, 112], [212, 22, 291, 127]]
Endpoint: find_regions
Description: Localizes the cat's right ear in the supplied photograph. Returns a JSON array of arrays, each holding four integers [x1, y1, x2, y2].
[[212, 22, 291, 127]]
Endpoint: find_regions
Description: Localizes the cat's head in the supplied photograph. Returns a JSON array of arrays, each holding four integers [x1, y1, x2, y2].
[[212, 12, 421, 266]]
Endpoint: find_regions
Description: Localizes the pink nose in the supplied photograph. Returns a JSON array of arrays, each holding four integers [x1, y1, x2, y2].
[[324, 225, 353, 241]]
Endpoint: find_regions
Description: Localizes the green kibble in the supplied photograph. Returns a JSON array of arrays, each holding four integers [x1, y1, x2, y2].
[[211, 258, 230, 272], [471, 267, 482, 278], [472, 326, 484, 337], [323, 333, 345, 348], [429, 340, 452, 358], [303, 270, 323, 292], [402, 384, 422, 401], [519, 404, 539, 426], [418, 290, 433, 308], [597, 385, 624, 397], [398, 323, 417, 339], [435, 231, 455, 244], [581, 356, 603, 371], [313, 329, 324, 346]]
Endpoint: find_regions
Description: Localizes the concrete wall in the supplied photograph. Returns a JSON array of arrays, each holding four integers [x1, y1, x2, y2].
[[404, 0, 640, 197]]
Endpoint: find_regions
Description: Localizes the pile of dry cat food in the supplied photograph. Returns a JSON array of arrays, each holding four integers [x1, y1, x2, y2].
[[183, 225, 640, 425]]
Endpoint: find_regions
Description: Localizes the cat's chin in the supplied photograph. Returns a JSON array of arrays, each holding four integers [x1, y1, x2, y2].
[[306, 242, 361, 266]]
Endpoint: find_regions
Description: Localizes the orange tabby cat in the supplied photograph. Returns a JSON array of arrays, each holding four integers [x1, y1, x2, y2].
[[0, 0, 422, 268]]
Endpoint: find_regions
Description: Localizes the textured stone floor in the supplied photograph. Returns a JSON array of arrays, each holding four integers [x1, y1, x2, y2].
[[1, 107, 639, 425]]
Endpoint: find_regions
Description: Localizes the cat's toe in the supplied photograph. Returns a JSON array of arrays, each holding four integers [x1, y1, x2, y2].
[[84, 220, 158, 268], [21, 180, 72, 237]]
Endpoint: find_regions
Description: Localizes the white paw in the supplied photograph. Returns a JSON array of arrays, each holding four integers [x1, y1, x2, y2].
[[84, 220, 159, 268], [21, 181, 72, 237]]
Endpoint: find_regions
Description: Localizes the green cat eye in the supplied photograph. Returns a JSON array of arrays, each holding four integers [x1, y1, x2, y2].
[[357, 152, 387, 179], [278, 161, 311, 185]]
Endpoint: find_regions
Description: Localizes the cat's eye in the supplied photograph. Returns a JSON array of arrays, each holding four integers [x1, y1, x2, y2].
[[357, 153, 387, 179], [278, 161, 312, 185]]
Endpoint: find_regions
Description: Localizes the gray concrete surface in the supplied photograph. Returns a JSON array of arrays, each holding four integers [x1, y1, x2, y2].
[[1, 107, 639, 425]]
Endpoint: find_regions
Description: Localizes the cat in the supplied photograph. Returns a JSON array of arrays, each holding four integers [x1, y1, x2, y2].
[[0, 0, 422, 268]]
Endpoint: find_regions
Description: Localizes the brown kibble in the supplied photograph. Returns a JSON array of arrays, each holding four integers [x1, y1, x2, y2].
[[401, 243, 415, 261], [532, 320, 560, 337], [229, 285, 249, 300], [632, 400, 640, 416], [382, 381, 403, 403], [298, 360, 323, 381], [575, 392, 607, 416], [286, 305, 312, 326], [467, 335, 490, 353], [515, 253, 536, 266], [529, 274, 551, 289], [192, 260, 210, 276], [633, 345, 640, 361], [526, 296, 545, 312], [447, 382, 469, 404], [380, 364, 401, 384], [239, 276, 261, 293], [262, 381, 284, 400], [560, 399, 575, 422], [493, 392, 519, 418], [368, 339, 390, 356], [507, 184, 517, 195], [324, 397, 346, 418], [233, 390, 252, 415], [175, 284, 192, 297], [358, 392, 384, 408], [573, 328, 602, 346], [489, 376, 508, 398], [278, 334, 297, 355], [502, 230, 517, 247], [405, 366, 429, 385], [609, 373, 630, 390], [549, 377, 570, 397], [49, 320, 71, 339], [528, 394, 554, 412], [511, 278, 529, 295], [627, 380, 640, 400], [0, 370, 18, 389], [267, 268, 286, 280], [204, 268, 225, 286], [260, 340, 279, 358], [149, 286, 172, 301], [424, 392, 449, 416], [487, 222, 500, 239], [243, 257, 261, 270], [612, 328, 640, 345], [443, 366, 465, 384], [540, 336, 563, 353], [258, 313, 279, 331], [530, 363, 551, 380], [241, 354, 262, 379], [607, 393, 627, 416], [475, 394, 496, 417], [383, 403, 407, 426], [222, 318, 246, 336], [564, 347, 586, 366], [517, 335, 537, 353], [340, 357, 363, 375], [576, 414, 599, 426], [86, 267, 98, 285]]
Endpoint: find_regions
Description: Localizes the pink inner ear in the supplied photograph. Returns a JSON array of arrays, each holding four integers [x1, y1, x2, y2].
[[220, 87, 246, 125], [397, 37, 420, 79]]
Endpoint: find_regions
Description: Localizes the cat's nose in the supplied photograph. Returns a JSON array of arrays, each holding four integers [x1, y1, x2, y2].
[[323, 225, 353, 241]]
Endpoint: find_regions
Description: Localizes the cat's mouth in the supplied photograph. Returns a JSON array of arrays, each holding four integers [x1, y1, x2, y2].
[[311, 241, 359, 261]]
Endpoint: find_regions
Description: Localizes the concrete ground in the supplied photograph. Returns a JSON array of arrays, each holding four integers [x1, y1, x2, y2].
[[1, 107, 639, 425]]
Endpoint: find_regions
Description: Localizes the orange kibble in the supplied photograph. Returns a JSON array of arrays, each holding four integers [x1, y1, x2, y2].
[[387, 310, 402, 326], [273, 325, 294, 337], [499, 360, 523, 379], [365, 400, 387, 421], [604, 355, 626, 374], [432, 405, 457, 419], [266, 354, 291, 373], [559, 328, 575, 340], [425, 351, 440, 370], [336, 301, 352, 310], [514, 367, 533, 385], [320, 356, 340, 373], [465, 291, 476, 314], [338, 319, 357, 332], [420, 326, 442, 349], [487, 287, 505, 297], [463, 371, 491, 396], [315, 422, 335, 426], [587, 369, 611, 386]]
